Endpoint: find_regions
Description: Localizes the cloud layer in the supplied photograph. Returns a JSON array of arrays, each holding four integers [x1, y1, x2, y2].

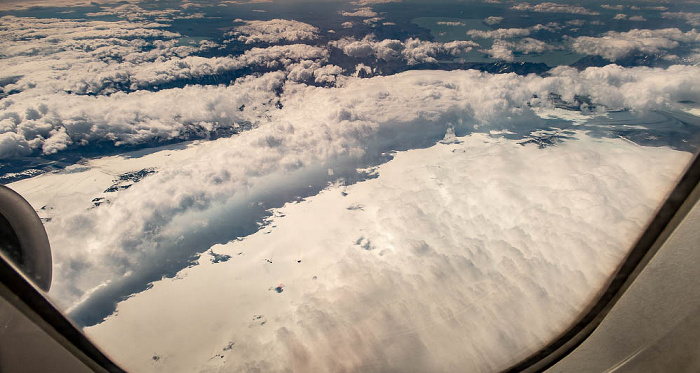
[[227, 19, 320, 45], [82, 128, 689, 372], [511, 2, 600, 15], [332, 35, 478, 65], [569, 28, 700, 61], [3, 4, 700, 372], [10, 64, 700, 319]]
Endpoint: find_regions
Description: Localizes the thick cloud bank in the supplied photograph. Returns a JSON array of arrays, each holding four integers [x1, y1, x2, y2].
[[10, 64, 700, 323], [82, 130, 689, 373]]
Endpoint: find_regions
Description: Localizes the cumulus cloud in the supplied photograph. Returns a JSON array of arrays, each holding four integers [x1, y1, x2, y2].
[[662, 12, 700, 27], [126, 44, 328, 88], [351, 0, 401, 4], [0, 0, 137, 11], [569, 28, 700, 61], [1, 72, 286, 155], [482, 39, 516, 61], [645, 6, 668, 11], [85, 4, 205, 22], [480, 38, 553, 60], [467, 24, 554, 40], [601, 4, 626, 11], [341, 7, 379, 17], [227, 19, 319, 44], [0, 16, 206, 95], [0, 16, 181, 57], [468, 27, 532, 39], [333, 35, 478, 65], [613, 13, 647, 22], [0, 132, 32, 158], [285, 60, 344, 85], [517, 37, 554, 53], [437, 21, 465, 26], [0, 16, 342, 157], [0, 42, 330, 157], [484, 16, 504, 25], [362, 16, 385, 25], [354, 63, 374, 77], [511, 2, 600, 15]]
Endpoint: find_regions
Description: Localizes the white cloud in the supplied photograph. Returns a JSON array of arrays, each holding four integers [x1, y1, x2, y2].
[[512, 2, 600, 15], [0, 41, 331, 156], [1, 72, 286, 154], [12, 64, 700, 311], [662, 12, 700, 27], [467, 24, 554, 40], [285, 60, 343, 85], [311, 64, 345, 85], [351, 0, 401, 4], [0, 16, 202, 93], [482, 39, 515, 61], [0, 0, 138, 11], [354, 63, 374, 77], [517, 37, 554, 54], [341, 7, 378, 17], [76, 128, 690, 373], [479, 37, 553, 61], [362, 16, 385, 25], [0, 132, 32, 158], [0, 16, 340, 157], [333, 35, 478, 65], [84, 4, 204, 22], [468, 27, 532, 39], [438, 21, 466, 26], [601, 4, 626, 11], [127, 44, 328, 88], [341, 21, 354, 28], [611, 13, 646, 22], [484, 16, 504, 25], [569, 28, 700, 60], [228, 19, 319, 44]]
